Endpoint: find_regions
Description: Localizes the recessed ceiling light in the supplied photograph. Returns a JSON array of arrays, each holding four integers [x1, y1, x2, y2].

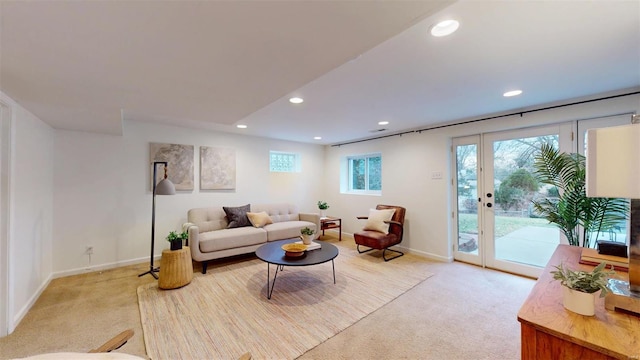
[[503, 90, 523, 97], [237, 124, 247, 129], [289, 97, 304, 104], [314, 136, 322, 140], [430, 19, 459, 37], [378, 121, 389, 126]]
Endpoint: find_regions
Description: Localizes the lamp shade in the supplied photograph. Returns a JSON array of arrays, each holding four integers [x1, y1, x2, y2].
[[586, 123, 640, 199], [155, 178, 176, 195]]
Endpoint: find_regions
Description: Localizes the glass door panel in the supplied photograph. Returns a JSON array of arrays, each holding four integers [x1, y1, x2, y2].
[[491, 134, 559, 267], [453, 136, 482, 265], [483, 124, 571, 278]]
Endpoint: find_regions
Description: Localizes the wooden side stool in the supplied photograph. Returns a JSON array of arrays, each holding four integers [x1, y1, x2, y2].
[[159, 246, 193, 289]]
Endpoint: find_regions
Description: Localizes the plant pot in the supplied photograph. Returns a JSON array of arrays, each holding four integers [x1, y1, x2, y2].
[[320, 210, 326, 218], [301, 234, 313, 245], [562, 286, 598, 316], [170, 241, 183, 251]]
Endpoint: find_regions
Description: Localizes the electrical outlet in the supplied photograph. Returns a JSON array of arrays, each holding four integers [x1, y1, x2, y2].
[[431, 171, 443, 179], [85, 246, 94, 255]]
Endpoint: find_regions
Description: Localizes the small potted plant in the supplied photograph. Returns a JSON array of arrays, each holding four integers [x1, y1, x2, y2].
[[317, 201, 329, 218], [167, 230, 188, 251], [300, 227, 315, 245], [550, 261, 614, 316]]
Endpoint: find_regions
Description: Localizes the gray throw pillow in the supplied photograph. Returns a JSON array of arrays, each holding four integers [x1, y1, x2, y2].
[[223, 204, 251, 228]]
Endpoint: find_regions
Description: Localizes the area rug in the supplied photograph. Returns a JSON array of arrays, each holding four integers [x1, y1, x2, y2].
[[137, 243, 433, 360]]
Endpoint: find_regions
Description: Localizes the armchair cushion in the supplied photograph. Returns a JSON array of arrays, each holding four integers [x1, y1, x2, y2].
[[363, 208, 396, 234], [223, 204, 251, 228]]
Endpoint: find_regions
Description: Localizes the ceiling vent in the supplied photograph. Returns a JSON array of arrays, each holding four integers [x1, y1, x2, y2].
[[369, 128, 387, 133]]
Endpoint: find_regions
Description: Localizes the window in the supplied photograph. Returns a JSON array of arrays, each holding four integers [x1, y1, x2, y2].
[[348, 153, 381, 192], [269, 151, 300, 172]]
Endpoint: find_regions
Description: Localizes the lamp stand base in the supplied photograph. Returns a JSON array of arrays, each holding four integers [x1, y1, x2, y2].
[[605, 279, 640, 316], [138, 267, 159, 279]]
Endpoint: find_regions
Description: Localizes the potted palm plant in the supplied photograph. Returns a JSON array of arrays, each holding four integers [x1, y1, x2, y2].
[[551, 261, 614, 316], [167, 230, 187, 251], [531, 143, 627, 247]]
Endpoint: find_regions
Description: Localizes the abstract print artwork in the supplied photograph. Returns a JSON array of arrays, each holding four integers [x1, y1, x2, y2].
[[200, 146, 236, 190], [150, 142, 194, 191]]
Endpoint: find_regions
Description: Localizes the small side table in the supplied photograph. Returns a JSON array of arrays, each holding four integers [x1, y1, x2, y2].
[[159, 246, 193, 289], [320, 217, 342, 241]]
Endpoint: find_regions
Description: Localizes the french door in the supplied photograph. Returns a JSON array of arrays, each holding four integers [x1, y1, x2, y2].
[[483, 124, 574, 277], [454, 124, 572, 278], [454, 116, 634, 278]]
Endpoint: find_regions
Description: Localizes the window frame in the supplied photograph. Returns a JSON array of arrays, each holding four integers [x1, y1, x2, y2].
[[346, 153, 382, 194]]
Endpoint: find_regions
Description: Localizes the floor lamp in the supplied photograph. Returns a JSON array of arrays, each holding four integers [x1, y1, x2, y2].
[[586, 115, 640, 315], [139, 161, 175, 279]]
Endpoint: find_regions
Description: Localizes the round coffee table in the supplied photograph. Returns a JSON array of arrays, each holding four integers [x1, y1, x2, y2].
[[255, 238, 339, 299]]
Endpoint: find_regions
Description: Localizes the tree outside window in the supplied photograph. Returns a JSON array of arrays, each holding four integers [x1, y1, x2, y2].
[[348, 154, 381, 192]]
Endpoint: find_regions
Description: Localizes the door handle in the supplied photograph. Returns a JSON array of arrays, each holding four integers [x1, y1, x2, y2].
[[486, 193, 493, 207]]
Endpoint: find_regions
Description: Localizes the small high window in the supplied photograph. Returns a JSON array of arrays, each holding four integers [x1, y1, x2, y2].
[[269, 151, 300, 172]]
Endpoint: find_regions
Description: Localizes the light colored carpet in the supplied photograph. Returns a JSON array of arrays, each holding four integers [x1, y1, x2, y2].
[[1, 234, 535, 360], [137, 244, 433, 360]]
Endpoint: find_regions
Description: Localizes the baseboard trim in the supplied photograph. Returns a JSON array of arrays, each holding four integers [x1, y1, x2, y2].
[[399, 246, 453, 262], [52, 255, 161, 279], [11, 273, 52, 333], [341, 231, 453, 263]]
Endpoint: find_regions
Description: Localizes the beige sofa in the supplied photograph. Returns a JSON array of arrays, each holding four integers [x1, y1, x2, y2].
[[184, 203, 320, 273]]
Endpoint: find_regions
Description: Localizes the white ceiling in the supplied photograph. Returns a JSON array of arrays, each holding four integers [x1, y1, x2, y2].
[[1, 1, 639, 145]]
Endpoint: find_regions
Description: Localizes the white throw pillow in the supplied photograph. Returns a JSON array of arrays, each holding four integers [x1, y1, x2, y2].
[[363, 208, 396, 234]]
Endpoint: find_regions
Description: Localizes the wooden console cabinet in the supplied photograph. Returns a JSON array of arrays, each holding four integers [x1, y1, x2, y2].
[[517, 245, 639, 359]]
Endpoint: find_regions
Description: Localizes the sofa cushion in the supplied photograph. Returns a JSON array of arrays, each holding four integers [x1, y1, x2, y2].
[[363, 208, 396, 234], [263, 220, 316, 242], [188, 207, 227, 233], [252, 203, 300, 223], [247, 211, 273, 228], [199, 226, 266, 253], [223, 204, 251, 228]]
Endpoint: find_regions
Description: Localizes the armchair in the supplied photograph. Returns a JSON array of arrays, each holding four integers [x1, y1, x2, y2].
[[354, 204, 406, 261]]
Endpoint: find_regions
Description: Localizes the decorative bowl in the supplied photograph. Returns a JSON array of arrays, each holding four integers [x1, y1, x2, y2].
[[282, 243, 307, 257]]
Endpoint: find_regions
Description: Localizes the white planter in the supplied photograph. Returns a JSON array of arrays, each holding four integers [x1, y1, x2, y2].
[[562, 286, 598, 316], [301, 234, 314, 245], [320, 210, 326, 218]]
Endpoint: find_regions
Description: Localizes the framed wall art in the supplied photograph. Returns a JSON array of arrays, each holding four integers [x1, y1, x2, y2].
[[200, 146, 236, 190], [150, 142, 194, 191]]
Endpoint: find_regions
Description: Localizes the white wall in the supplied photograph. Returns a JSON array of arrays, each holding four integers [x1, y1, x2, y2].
[[52, 120, 325, 275], [1, 91, 55, 333], [324, 93, 640, 261]]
